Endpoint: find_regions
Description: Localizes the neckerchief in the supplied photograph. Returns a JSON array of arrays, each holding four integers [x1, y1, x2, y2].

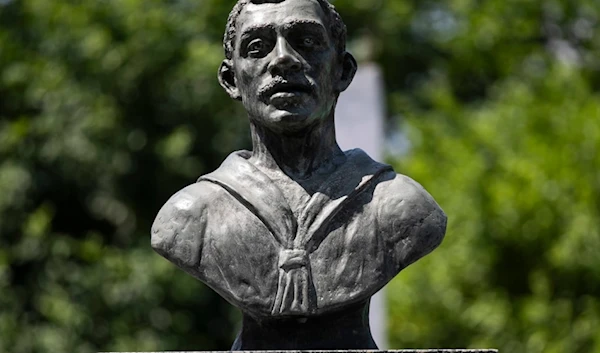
[[199, 149, 392, 316]]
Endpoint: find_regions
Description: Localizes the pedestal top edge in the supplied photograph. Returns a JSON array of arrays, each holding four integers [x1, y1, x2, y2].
[[100, 350, 498, 353]]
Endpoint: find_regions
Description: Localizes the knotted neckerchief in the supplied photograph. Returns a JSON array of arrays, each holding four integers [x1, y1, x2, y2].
[[199, 149, 392, 316]]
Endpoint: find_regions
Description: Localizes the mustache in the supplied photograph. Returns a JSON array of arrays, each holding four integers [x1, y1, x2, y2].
[[258, 77, 315, 100]]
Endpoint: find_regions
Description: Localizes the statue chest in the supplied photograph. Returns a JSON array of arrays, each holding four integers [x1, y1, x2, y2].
[[196, 188, 392, 318]]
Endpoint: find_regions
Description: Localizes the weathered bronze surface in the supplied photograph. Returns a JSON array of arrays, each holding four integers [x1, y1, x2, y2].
[[152, 0, 447, 349]]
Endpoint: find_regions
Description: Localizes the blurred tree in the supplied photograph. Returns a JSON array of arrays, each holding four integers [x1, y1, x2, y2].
[[1, 0, 599, 352], [0, 1, 249, 352], [361, 1, 600, 353]]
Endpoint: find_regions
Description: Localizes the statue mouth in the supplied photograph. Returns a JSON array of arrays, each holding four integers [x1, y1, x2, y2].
[[260, 80, 314, 104]]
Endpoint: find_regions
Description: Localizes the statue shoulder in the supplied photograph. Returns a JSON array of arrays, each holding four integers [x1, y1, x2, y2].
[[381, 173, 445, 214], [376, 172, 447, 269], [151, 181, 222, 268]]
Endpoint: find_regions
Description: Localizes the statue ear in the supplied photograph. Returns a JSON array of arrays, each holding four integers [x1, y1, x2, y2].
[[218, 60, 241, 101], [336, 52, 357, 93]]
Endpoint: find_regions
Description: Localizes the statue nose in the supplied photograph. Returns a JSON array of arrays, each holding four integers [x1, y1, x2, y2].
[[268, 38, 302, 75]]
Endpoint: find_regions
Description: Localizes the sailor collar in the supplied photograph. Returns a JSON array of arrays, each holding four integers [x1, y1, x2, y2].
[[199, 149, 392, 316]]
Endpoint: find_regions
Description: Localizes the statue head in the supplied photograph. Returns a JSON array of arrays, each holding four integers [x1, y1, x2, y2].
[[218, 0, 357, 134]]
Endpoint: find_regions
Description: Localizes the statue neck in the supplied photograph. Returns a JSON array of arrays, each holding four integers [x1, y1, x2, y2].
[[248, 113, 344, 180]]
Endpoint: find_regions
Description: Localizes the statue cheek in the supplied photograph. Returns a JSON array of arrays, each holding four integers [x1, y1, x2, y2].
[[239, 67, 263, 89], [311, 62, 333, 86], [238, 70, 253, 87]]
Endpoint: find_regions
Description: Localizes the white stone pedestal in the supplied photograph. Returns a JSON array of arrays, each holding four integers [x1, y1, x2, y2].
[[106, 349, 498, 353]]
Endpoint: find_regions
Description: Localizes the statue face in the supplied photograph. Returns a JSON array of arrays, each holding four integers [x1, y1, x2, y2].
[[219, 0, 356, 133]]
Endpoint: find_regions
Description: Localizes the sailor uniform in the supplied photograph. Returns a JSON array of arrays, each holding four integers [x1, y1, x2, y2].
[[151, 149, 446, 320]]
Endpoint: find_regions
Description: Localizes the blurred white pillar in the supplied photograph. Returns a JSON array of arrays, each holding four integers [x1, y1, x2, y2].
[[335, 62, 388, 349]]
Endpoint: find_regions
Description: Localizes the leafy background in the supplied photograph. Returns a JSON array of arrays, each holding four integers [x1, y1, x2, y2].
[[1, 0, 599, 352]]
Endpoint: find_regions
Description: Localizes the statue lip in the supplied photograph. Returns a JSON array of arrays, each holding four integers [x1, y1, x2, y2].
[[260, 81, 313, 101]]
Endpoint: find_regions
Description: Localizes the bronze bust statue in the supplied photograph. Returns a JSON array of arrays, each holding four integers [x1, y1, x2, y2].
[[151, 0, 447, 349]]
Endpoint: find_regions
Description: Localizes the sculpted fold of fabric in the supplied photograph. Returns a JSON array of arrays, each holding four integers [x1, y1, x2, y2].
[[153, 148, 447, 320], [273, 249, 312, 315], [199, 150, 392, 316], [151, 1, 451, 349]]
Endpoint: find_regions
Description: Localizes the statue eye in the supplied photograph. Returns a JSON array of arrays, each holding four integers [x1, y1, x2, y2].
[[302, 37, 317, 48], [247, 39, 267, 56]]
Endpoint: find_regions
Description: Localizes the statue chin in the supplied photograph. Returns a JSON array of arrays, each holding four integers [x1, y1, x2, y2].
[[249, 100, 335, 134], [251, 110, 324, 134]]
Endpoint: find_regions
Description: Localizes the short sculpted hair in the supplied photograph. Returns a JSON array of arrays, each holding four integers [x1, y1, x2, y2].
[[224, 0, 347, 60]]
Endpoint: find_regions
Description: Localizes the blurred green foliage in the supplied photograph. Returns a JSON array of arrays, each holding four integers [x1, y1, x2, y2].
[[1, 0, 599, 352]]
